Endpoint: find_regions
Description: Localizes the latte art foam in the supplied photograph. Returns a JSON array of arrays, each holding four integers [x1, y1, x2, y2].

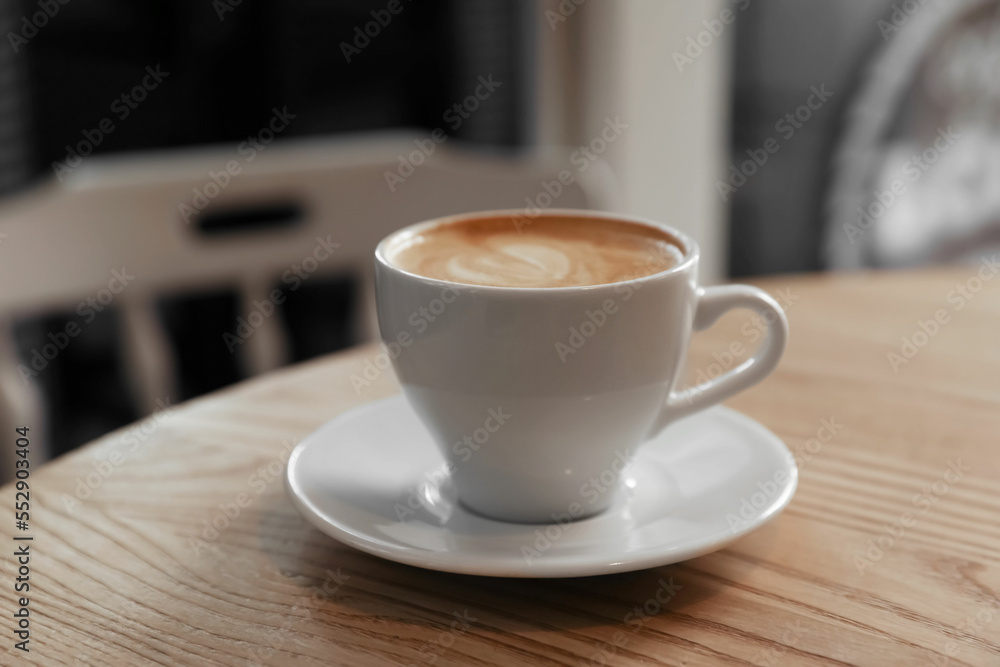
[[387, 215, 684, 288]]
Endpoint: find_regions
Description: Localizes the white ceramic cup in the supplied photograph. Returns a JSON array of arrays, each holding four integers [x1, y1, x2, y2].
[[375, 209, 788, 523]]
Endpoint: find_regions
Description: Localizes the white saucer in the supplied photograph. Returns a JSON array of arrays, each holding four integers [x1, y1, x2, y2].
[[286, 395, 797, 578]]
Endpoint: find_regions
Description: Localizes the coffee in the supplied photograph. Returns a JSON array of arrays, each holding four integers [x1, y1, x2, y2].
[[376, 209, 788, 522], [385, 215, 684, 288]]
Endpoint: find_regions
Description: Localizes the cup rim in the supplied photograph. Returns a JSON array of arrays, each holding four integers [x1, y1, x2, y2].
[[375, 208, 699, 292]]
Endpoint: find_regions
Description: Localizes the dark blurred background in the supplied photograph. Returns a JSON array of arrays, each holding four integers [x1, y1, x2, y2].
[[2, 0, 997, 466], [12, 0, 530, 169], [2, 0, 536, 456]]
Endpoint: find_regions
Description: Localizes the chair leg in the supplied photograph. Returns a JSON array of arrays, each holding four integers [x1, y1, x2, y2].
[[0, 320, 47, 483], [120, 299, 178, 416], [354, 264, 380, 345], [240, 281, 289, 377]]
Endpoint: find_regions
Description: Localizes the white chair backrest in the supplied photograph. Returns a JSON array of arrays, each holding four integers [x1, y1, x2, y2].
[[0, 133, 617, 477]]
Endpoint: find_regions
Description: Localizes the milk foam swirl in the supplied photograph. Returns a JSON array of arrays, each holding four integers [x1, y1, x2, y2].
[[444, 240, 591, 287], [388, 217, 683, 288]]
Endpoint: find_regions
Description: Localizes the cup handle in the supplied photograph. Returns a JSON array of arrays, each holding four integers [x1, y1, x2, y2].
[[647, 285, 788, 437]]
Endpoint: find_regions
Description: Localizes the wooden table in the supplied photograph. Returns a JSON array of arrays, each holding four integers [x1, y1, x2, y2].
[[3, 268, 999, 666]]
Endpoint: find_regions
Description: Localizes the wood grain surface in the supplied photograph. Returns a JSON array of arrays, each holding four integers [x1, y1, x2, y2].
[[2, 268, 999, 666]]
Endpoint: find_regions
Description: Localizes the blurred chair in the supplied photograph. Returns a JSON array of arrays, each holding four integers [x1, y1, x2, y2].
[[824, 0, 1000, 269], [0, 133, 618, 480]]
